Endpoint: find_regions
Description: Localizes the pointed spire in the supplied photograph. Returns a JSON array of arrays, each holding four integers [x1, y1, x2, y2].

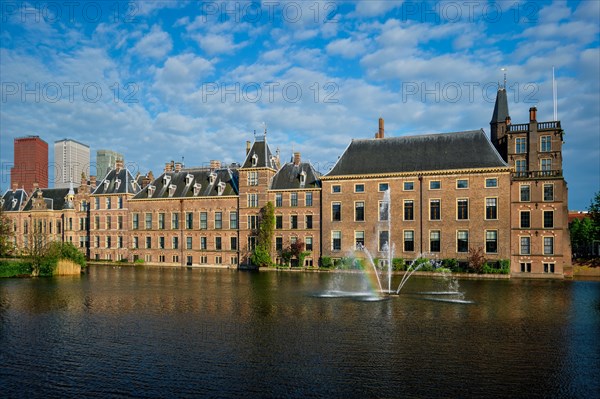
[[491, 86, 509, 124]]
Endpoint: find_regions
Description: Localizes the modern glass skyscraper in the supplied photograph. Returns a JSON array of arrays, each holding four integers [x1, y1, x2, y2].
[[54, 139, 90, 188]]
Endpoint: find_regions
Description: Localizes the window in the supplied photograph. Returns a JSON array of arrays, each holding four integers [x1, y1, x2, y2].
[[516, 159, 526, 173], [486, 230, 498, 253], [520, 185, 530, 202], [544, 184, 554, 201], [485, 178, 498, 188], [305, 237, 313, 251], [290, 192, 298, 207], [200, 212, 207, 229], [249, 215, 259, 230], [379, 231, 389, 252], [306, 215, 313, 229], [355, 184, 364, 193], [186, 212, 193, 229], [332, 203, 341, 221], [186, 237, 193, 249], [543, 263, 555, 273], [457, 230, 468, 253], [145, 213, 152, 229], [118, 197, 123, 209], [106, 197, 111, 209], [456, 179, 468, 189], [95, 197, 100, 210], [248, 171, 258, 186], [520, 237, 530, 255], [305, 192, 313, 207], [404, 181, 414, 191], [520, 211, 531, 228], [430, 231, 440, 252], [332, 185, 341, 193], [291, 215, 298, 229], [159, 237, 165, 249], [520, 262, 531, 273], [332, 231, 341, 251], [158, 213, 165, 229], [94, 216, 100, 230], [230, 212, 238, 229], [215, 212, 222, 229], [106, 236, 112, 248], [379, 201, 389, 221], [248, 194, 258, 207], [379, 183, 389, 192], [133, 237, 139, 249], [541, 159, 552, 174], [430, 199, 441, 220], [146, 236, 152, 249], [516, 137, 526, 153], [215, 237, 221, 250], [275, 193, 282, 207], [95, 236, 100, 248], [404, 200, 414, 221], [172, 213, 179, 229], [429, 181, 441, 190], [404, 230, 414, 252], [543, 211, 554, 228], [457, 199, 469, 220], [106, 216, 111, 229], [541, 136, 551, 152], [172, 237, 179, 249], [486, 198, 497, 220], [200, 237, 207, 250], [187, 256, 193, 266], [276, 237, 283, 251], [355, 202, 365, 221], [118, 216, 123, 230], [230, 237, 237, 250], [276, 215, 283, 229], [544, 237, 554, 255], [355, 231, 365, 249]]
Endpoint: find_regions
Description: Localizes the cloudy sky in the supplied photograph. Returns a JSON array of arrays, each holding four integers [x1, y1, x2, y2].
[[1, 0, 598, 208]]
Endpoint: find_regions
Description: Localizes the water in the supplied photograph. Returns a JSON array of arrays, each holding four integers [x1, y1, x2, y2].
[[1, 266, 599, 398]]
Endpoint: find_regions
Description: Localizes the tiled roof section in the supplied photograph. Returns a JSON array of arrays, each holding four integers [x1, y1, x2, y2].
[[242, 139, 278, 169], [23, 188, 74, 211], [491, 88, 509, 123], [92, 167, 140, 195], [271, 162, 321, 190], [326, 129, 508, 176], [133, 168, 239, 199], [1, 189, 28, 212]]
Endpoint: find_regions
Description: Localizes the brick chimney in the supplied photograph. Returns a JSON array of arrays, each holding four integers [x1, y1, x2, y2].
[[293, 152, 301, 166], [174, 162, 183, 172], [115, 159, 123, 172], [529, 107, 537, 122], [90, 175, 97, 188], [165, 162, 173, 173], [12, 183, 18, 192], [210, 160, 221, 170], [246, 141, 251, 155], [31, 182, 39, 196], [378, 117, 384, 139]]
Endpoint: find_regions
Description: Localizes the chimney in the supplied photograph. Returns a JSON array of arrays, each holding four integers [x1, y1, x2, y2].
[[246, 141, 251, 155], [31, 182, 39, 195], [378, 117, 384, 139], [529, 107, 537, 122], [174, 162, 183, 172], [115, 159, 123, 172], [90, 175, 97, 188], [165, 162, 173, 173], [210, 160, 221, 170], [81, 173, 87, 186], [293, 152, 301, 166], [12, 183, 18, 192], [142, 171, 154, 188], [505, 116, 511, 125]]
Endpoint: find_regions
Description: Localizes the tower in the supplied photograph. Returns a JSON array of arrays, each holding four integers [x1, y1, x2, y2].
[[11, 136, 48, 192], [54, 139, 91, 188]]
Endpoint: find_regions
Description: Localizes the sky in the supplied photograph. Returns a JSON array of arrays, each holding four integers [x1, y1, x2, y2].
[[0, 0, 598, 209]]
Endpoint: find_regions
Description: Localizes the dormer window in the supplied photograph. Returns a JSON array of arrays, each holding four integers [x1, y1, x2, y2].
[[252, 153, 258, 166], [186, 174, 194, 186], [148, 185, 156, 198], [193, 183, 202, 196], [104, 180, 110, 190], [0, 199, 4, 207], [115, 178, 121, 191], [11, 198, 18, 209], [163, 175, 171, 186], [217, 182, 226, 196], [299, 170, 307, 186], [168, 184, 177, 197], [209, 172, 217, 185]]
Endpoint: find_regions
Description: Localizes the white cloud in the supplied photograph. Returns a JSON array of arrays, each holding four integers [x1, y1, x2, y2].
[[326, 37, 368, 58], [132, 25, 172, 60], [353, 1, 404, 18]]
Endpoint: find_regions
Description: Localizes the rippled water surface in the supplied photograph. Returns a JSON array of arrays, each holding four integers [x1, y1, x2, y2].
[[1, 266, 599, 398]]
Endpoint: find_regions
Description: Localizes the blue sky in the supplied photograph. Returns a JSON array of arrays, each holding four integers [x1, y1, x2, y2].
[[1, 0, 598, 209]]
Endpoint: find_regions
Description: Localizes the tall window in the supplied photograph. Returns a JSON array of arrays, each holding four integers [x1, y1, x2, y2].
[[457, 230, 468, 253], [543, 184, 554, 201], [541, 159, 552, 174], [118, 216, 123, 230], [248, 215, 259, 230], [379, 201, 389, 221], [355, 202, 365, 221], [106, 216, 111, 230], [543, 211, 554, 228], [332, 203, 341, 221], [520, 185, 530, 202], [146, 236, 152, 249], [275, 193, 282, 207], [305, 237, 313, 251], [132, 214, 139, 229], [186, 212, 193, 229], [95, 197, 100, 210], [486, 198, 497, 220], [288, 192, 297, 207], [520, 211, 531, 228], [332, 231, 341, 251], [486, 231, 498, 253], [186, 237, 193, 249], [248, 171, 258, 186], [291, 215, 298, 229], [404, 230, 414, 252], [145, 213, 152, 229], [355, 231, 365, 249], [118, 197, 123, 209], [200, 212, 207, 229], [215, 237, 222, 250], [516, 137, 526, 153], [457, 199, 468, 220], [379, 231, 389, 252], [276, 215, 283, 229], [230, 212, 238, 229], [306, 215, 313, 229], [200, 237, 207, 250], [172, 213, 179, 229], [430, 199, 441, 220], [541, 136, 551, 152], [305, 192, 313, 206], [172, 237, 179, 249], [158, 213, 165, 229], [159, 237, 165, 249], [544, 237, 554, 255], [106, 197, 111, 209], [516, 160, 526, 173], [404, 200, 414, 221], [248, 194, 259, 207], [276, 237, 283, 251], [133, 237, 139, 249], [230, 237, 237, 250], [520, 237, 530, 255], [215, 212, 222, 229], [430, 231, 440, 252]]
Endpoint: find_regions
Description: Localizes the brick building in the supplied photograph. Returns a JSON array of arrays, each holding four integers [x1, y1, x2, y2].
[[11, 136, 48, 193]]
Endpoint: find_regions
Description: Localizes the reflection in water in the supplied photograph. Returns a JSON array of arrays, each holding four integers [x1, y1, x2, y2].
[[0, 266, 598, 398]]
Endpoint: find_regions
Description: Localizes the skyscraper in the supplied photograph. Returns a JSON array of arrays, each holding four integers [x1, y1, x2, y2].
[[96, 149, 124, 179], [54, 139, 90, 188], [11, 135, 48, 192]]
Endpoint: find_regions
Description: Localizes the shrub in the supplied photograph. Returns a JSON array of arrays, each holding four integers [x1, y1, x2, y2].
[[320, 256, 333, 268], [392, 258, 406, 271], [252, 245, 274, 267], [442, 258, 458, 271], [134, 258, 144, 264], [0, 260, 33, 277]]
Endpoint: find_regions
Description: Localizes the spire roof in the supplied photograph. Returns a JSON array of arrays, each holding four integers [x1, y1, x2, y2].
[[491, 88, 509, 124]]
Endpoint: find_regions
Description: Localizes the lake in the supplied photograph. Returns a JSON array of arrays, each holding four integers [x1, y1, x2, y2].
[[1, 266, 599, 398]]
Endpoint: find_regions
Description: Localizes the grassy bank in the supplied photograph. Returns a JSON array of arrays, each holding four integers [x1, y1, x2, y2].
[[0, 259, 33, 278]]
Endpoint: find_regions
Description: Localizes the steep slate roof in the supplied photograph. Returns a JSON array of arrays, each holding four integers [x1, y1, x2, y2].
[[491, 88, 509, 123], [242, 139, 278, 169], [92, 167, 140, 195], [1, 189, 28, 212], [271, 162, 321, 190], [133, 168, 239, 199], [326, 129, 508, 176], [23, 188, 74, 211]]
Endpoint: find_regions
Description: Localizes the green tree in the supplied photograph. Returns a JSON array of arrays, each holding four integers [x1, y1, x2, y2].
[[251, 202, 275, 267], [0, 209, 14, 257], [588, 191, 600, 240]]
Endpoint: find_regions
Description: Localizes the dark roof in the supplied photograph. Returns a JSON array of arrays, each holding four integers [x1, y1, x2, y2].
[[23, 188, 75, 211], [133, 168, 239, 199], [271, 162, 321, 190], [491, 88, 509, 123], [242, 139, 278, 169], [92, 167, 140, 195], [1, 189, 28, 212], [326, 129, 508, 176]]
